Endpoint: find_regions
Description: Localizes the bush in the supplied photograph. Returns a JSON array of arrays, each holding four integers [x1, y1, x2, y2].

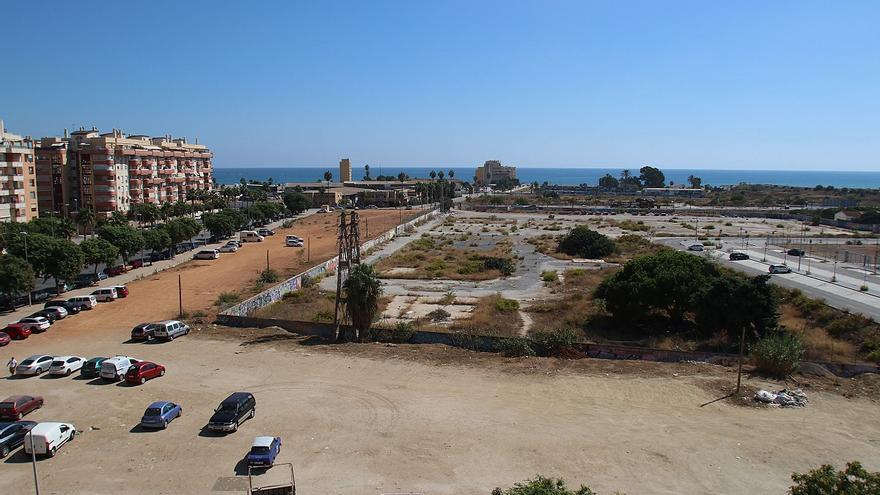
[[497, 337, 536, 357], [214, 292, 241, 308], [541, 271, 559, 283], [494, 298, 520, 312], [259, 268, 280, 284], [389, 321, 415, 343], [750, 332, 804, 376], [484, 257, 515, 276], [532, 328, 579, 356], [557, 226, 615, 258], [427, 308, 451, 321], [313, 310, 334, 322], [491, 476, 595, 495], [789, 461, 880, 495]]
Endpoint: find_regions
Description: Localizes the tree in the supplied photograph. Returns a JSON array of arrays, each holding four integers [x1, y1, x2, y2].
[[283, 192, 312, 214], [44, 239, 84, 292], [5, 232, 55, 280], [492, 476, 595, 495], [363, 164, 371, 180], [131, 203, 161, 226], [429, 170, 437, 180], [398, 172, 407, 182], [97, 224, 145, 263], [495, 176, 520, 191], [0, 254, 35, 307], [694, 274, 778, 340], [639, 166, 665, 188], [108, 211, 129, 226], [160, 202, 173, 222], [342, 263, 383, 342], [76, 207, 96, 237], [598, 174, 619, 189], [687, 175, 702, 189], [323, 170, 333, 184], [557, 226, 615, 259], [448, 169, 455, 179], [143, 227, 172, 255], [790, 461, 880, 495], [165, 217, 201, 246], [80, 238, 119, 275], [438, 170, 445, 180]]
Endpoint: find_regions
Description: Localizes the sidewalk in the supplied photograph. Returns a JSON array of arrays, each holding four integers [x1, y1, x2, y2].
[[1, 210, 317, 325]]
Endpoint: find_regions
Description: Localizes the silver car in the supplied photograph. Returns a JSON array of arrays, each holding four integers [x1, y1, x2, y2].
[[152, 320, 190, 341], [16, 355, 55, 376]]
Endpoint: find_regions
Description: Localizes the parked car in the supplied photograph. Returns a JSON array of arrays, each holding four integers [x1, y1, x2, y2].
[[99, 356, 139, 381], [729, 252, 750, 261], [124, 361, 165, 385], [787, 248, 805, 257], [193, 249, 220, 260], [240, 231, 264, 243], [16, 355, 55, 376], [3, 324, 31, 340], [140, 401, 182, 429], [218, 243, 239, 253], [257, 228, 275, 237], [0, 332, 9, 346], [285, 235, 303, 247], [91, 287, 118, 302], [80, 357, 107, 379], [0, 395, 44, 420], [41, 306, 69, 320], [28, 310, 59, 324], [49, 356, 85, 377], [150, 250, 172, 262], [17, 317, 51, 333], [247, 436, 282, 467], [152, 320, 190, 341], [0, 421, 36, 458], [67, 295, 98, 310], [769, 264, 792, 274], [111, 285, 129, 298], [23, 422, 76, 457], [207, 392, 256, 433], [75, 272, 108, 288], [104, 265, 126, 277], [45, 300, 82, 315], [226, 240, 242, 248], [130, 323, 155, 341], [130, 259, 145, 269]]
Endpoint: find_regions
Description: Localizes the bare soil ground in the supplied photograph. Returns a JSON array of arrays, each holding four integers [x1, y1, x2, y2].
[[3, 322, 877, 495]]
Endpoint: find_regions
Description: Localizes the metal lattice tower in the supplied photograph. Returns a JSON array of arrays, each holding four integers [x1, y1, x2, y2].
[[333, 211, 362, 340]]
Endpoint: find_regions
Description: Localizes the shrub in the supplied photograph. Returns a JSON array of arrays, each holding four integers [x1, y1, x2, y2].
[[439, 290, 456, 305], [750, 332, 804, 376], [494, 298, 520, 312], [484, 257, 515, 276], [533, 328, 579, 356], [491, 476, 595, 495], [259, 268, 280, 284], [312, 310, 334, 322], [557, 226, 615, 258], [541, 271, 559, 283], [789, 461, 880, 495], [427, 308, 451, 321], [389, 321, 415, 343], [300, 274, 316, 288], [214, 292, 241, 308], [497, 337, 536, 357]]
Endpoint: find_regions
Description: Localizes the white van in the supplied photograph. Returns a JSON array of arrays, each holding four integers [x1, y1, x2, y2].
[[23, 422, 76, 457], [68, 295, 98, 310], [152, 320, 190, 341], [240, 231, 264, 243], [91, 287, 118, 302], [100, 356, 139, 381]]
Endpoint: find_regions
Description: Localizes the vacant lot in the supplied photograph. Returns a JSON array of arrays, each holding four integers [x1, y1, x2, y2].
[[375, 234, 516, 281], [1, 324, 878, 494]]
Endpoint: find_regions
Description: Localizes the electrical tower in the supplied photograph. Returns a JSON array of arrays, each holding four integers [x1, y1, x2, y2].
[[333, 211, 362, 340]]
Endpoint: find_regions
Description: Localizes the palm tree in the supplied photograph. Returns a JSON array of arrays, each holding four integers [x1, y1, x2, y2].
[[342, 264, 383, 342], [323, 170, 333, 189], [364, 164, 371, 180], [429, 170, 437, 180], [438, 170, 445, 180], [76, 207, 96, 238], [398, 172, 406, 182], [448, 169, 455, 179]]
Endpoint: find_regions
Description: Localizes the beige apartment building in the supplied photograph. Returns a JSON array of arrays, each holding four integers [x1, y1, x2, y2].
[[0, 120, 39, 222], [339, 158, 352, 182], [475, 159, 516, 186], [36, 127, 213, 217]]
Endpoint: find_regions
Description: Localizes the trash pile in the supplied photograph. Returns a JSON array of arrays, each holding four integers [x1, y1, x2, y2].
[[754, 388, 808, 407]]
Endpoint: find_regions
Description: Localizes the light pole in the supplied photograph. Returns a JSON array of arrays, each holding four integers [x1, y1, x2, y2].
[[29, 430, 40, 495]]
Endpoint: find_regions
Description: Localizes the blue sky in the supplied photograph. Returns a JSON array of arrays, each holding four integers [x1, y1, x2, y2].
[[3, 1, 878, 170]]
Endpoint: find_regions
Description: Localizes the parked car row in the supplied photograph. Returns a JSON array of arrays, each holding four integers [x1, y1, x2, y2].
[[1, 287, 128, 345]]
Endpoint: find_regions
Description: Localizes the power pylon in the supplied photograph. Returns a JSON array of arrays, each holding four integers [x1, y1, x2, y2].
[[333, 211, 362, 340]]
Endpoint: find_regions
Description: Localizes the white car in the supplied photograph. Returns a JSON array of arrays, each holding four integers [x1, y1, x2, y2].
[[18, 317, 51, 332], [49, 356, 85, 376], [285, 235, 304, 247], [100, 356, 140, 381], [218, 244, 239, 253], [16, 355, 55, 376], [24, 422, 76, 457], [193, 249, 220, 260], [43, 306, 69, 319]]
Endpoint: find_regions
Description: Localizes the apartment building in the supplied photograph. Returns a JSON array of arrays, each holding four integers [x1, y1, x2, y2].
[[0, 120, 39, 222], [36, 127, 213, 217], [475, 160, 516, 186], [339, 158, 352, 182]]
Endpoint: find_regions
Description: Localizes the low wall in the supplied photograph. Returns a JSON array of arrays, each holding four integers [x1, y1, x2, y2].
[[218, 208, 440, 318]]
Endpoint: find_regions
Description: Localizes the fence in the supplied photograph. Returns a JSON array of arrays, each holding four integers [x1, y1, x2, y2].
[[218, 208, 440, 318]]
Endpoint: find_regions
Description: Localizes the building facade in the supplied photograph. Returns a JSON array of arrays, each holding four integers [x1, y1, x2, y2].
[[36, 127, 213, 217], [0, 120, 39, 222], [339, 158, 352, 182], [475, 160, 516, 185]]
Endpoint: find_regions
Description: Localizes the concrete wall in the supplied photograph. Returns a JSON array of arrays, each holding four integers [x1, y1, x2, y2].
[[218, 208, 439, 318]]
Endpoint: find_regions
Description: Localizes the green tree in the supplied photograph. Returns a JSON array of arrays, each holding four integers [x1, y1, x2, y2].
[[363, 164, 371, 180], [491, 476, 595, 495], [131, 203, 161, 226], [5, 232, 54, 280], [557, 226, 615, 259], [80, 238, 120, 275], [143, 227, 172, 255], [165, 217, 201, 246], [598, 174, 619, 189], [398, 172, 407, 182], [108, 211, 129, 226], [687, 175, 702, 189], [790, 461, 880, 495], [323, 170, 333, 184], [0, 254, 35, 307], [45, 239, 85, 292], [342, 263, 383, 342], [283, 192, 312, 214], [97, 224, 145, 263], [638, 166, 666, 188], [694, 274, 779, 340], [448, 169, 455, 179], [75, 207, 96, 237]]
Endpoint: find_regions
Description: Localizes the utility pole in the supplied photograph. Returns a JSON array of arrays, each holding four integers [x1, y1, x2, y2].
[[832, 255, 838, 282], [307, 236, 310, 262], [266, 250, 270, 271], [764, 233, 769, 262], [30, 431, 40, 495], [736, 325, 746, 395], [178, 275, 183, 318]]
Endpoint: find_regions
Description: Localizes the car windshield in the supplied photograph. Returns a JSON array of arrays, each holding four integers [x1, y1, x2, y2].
[[250, 446, 270, 454], [52, 361, 64, 367], [218, 403, 238, 413], [0, 402, 13, 409], [21, 359, 33, 365], [145, 407, 162, 416]]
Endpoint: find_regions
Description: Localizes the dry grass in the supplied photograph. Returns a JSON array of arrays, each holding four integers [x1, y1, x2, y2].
[[450, 294, 523, 337], [375, 235, 516, 280], [778, 304, 860, 362], [526, 268, 612, 334], [254, 284, 338, 322]]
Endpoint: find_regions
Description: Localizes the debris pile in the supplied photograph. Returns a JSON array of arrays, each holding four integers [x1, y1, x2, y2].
[[754, 388, 808, 407]]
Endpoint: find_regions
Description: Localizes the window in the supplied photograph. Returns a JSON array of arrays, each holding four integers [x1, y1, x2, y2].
[[28, 166, 34, 173], [30, 192, 36, 199], [29, 179, 35, 186]]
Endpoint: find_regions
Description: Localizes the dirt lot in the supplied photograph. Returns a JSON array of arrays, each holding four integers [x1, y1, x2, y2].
[[1, 322, 879, 494]]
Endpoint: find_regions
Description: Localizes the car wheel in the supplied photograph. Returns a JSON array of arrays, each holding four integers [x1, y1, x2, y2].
[[232, 422, 238, 432], [35, 367, 43, 375], [65, 369, 71, 376], [0, 445, 9, 458], [163, 420, 168, 429], [16, 412, 22, 421], [250, 408, 255, 419], [69, 431, 75, 441], [49, 447, 56, 457], [139, 377, 146, 384], [177, 409, 182, 418], [159, 369, 165, 376]]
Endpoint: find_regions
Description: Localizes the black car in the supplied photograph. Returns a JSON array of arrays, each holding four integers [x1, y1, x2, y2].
[[207, 392, 256, 433], [0, 421, 37, 458], [130, 323, 156, 341], [729, 252, 750, 261], [29, 310, 59, 323], [45, 300, 82, 315], [787, 248, 805, 257]]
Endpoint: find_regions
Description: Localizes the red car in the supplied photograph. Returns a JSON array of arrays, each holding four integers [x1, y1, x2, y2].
[[0, 332, 9, 346], [104, 265, 125, 277], [113, 285, 129, 298], [2, 324, 31, 340], [124, 361, 165, 385], [0, 395, 44, 420]]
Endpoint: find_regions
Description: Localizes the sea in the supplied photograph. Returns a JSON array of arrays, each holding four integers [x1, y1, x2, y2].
[[213, 167, 880, 189]]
